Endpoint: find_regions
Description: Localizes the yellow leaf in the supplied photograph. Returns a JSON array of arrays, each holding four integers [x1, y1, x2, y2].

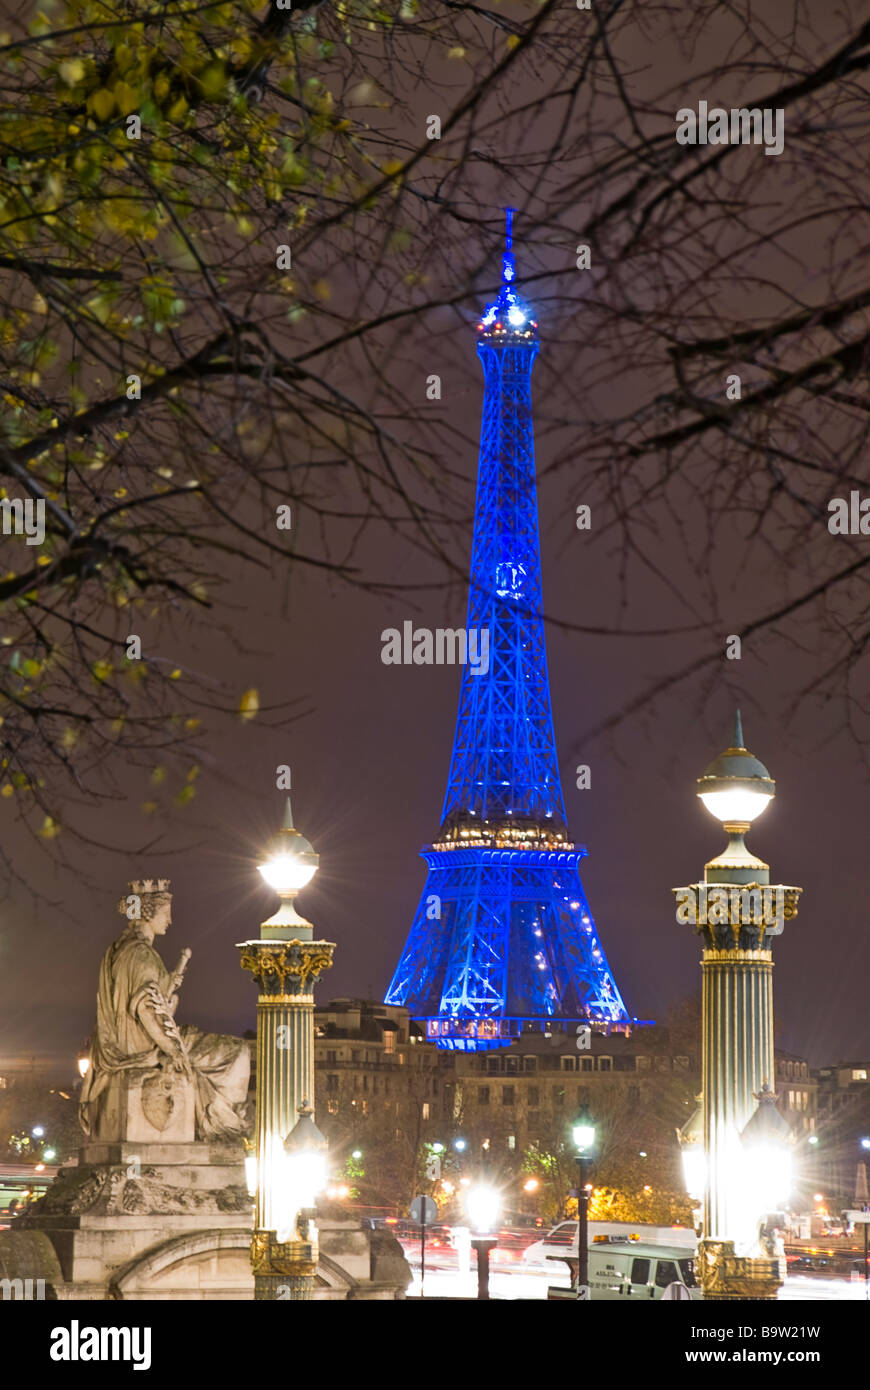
[[90, 88, 115, 121], [59, 58, 85, 86], [238, 688, 259, 722], [113, 81, 138, 115], [1, 784, 13, 798], [39, 816, 60, 839]]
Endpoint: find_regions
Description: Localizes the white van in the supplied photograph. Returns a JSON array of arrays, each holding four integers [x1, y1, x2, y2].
[[546, 1236, 702, 1301]]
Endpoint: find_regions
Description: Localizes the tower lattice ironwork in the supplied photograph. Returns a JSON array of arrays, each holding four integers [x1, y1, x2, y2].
[[385, 211, 632, 1050]]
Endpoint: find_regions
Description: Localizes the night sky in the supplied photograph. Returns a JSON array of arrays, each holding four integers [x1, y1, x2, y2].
[[1, 302, 865, 1072], [1, 2, 868, 1077]]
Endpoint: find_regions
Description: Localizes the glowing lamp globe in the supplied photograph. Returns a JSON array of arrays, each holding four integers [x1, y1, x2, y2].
[[697, 711, 775, 827], [572, 1103, 596, 1157], [741, 1085, 793, 1210], [466, 1184, 500, 1234], [258, 798, 319, 893], [276, 1104, 328, 1243]]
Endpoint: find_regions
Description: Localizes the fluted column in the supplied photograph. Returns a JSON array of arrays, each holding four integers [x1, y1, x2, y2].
[[238, 937, 334, 1299]]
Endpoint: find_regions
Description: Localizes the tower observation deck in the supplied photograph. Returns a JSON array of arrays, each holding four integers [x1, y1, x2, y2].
[[385, 211, 633, 1050]]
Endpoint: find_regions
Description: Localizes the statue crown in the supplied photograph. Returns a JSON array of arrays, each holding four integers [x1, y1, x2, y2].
[[128, 878, 171, 896]]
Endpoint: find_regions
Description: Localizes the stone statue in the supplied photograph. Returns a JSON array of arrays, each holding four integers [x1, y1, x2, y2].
[[79, 879, 250, 1142]]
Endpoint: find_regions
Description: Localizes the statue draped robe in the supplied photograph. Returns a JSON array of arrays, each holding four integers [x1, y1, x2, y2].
[[80, 925, 249, 1140]]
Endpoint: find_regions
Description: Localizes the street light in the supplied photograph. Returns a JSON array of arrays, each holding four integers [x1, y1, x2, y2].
[[278, 1103, 329, 1245], [675, 714, 801, 1299], [239, 797, 336, 1300], [256, 798, 320, 935], [467, 1184, 500, 1300], [572, 1103, 596, 1301]]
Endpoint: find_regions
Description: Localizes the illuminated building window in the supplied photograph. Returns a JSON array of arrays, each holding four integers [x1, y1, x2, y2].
[[422, 1103, 430, 1119], [327, 1100, 339, 1115], [853, 1069, 868, 1081], [507, 1135, 516, 1150]]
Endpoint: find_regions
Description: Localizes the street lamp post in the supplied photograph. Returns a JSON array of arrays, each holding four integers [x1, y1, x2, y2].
[[673, 713, 801, 1300], [238, 798, 335, 1300], [572, 1105, 596, 1300], [467, 1184, 500, 1300]]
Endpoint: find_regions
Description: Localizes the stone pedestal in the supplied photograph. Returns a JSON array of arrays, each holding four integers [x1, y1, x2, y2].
[[14, 1139, 253, 1299], [89, 1069, 196, 1144]]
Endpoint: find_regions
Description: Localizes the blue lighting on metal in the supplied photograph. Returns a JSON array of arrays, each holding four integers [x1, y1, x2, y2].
[[385, 211, 631, 1049]]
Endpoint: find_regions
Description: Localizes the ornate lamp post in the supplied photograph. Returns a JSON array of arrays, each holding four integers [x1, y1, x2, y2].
[[673, 713, 801, 1300], [238, 798, 335, 1300], [571, 1104, 596, 1300]]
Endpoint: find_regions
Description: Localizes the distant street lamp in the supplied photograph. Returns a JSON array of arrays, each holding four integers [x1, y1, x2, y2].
[[571, 1104, 596, 1301], [467, 1184, 500, 1301]]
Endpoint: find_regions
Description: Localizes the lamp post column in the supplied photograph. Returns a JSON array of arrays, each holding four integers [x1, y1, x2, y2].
[[238, 799, 335, 1300], [673, 713, 801, 1301]]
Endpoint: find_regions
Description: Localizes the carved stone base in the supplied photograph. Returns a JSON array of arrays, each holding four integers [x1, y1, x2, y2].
[[89, 1068, 195, 1144], [698, 1239, 782, 1300]]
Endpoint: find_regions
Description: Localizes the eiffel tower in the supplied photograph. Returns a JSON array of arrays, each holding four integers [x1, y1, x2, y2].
[[385, 211, 632, 1050]]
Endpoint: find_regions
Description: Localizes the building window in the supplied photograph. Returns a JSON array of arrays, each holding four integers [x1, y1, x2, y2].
[[373, 1077, 378, 1094], [384, 1030, 396, 1055], [561, 1057, 576, 1072], [326, 1050, 337, 1064], [627, 1085, 640, 1105], [487, 1057, 501, 1074], [362, 1075, 368, 1092], [523, 1057, 537, 1072], [598, 1057, 612, 1073], [580, 1057, 593, 1072], [507, 1134, 516, 1150], [502, 1086, 515, 1107], [636, 1055, 650, 1071], [326, 1074, 339, 1094], [422, 1102, 430, 1120], [553, 1086, 565, 1107], [505, 1056, 519, 1074], [527, 1087, 539, 1107], [853, 1069, 868, 1082], [327, 1099, 339, 1115], [479, 1086, 490, 1106], [351, 1050, 361, 1063]]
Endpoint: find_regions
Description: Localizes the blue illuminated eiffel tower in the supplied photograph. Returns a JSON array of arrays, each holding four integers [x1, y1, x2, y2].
[[385, 211, 632, 1050]]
